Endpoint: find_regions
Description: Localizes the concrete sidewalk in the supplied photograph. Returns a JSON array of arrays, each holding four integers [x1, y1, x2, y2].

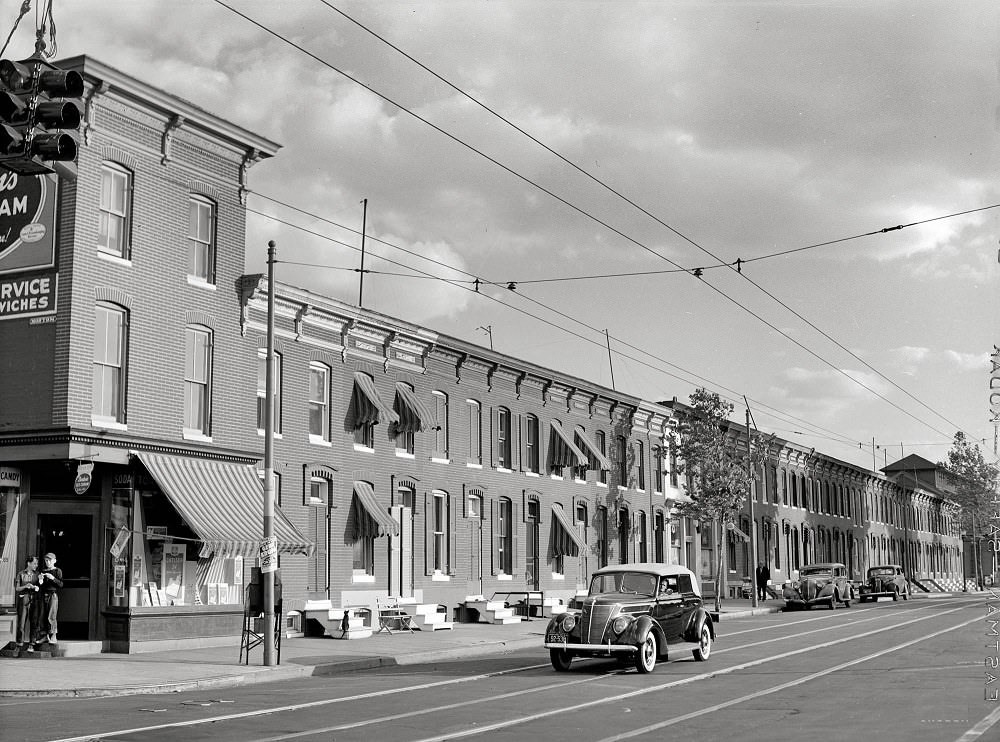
[[0, 599, 784, 698]]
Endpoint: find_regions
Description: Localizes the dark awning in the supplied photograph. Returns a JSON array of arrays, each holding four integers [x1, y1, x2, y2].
[[350, 372, 399, 428], [548, 420, 589, 468], [573, 429, 611, 471], [550, 505, 585, 557], [394, 382, 440, 433], [135, 452, 314, 559], [350, 481, 400, 540]]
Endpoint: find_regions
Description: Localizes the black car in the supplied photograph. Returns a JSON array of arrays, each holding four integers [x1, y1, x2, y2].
[[543, 563, 715, 674]]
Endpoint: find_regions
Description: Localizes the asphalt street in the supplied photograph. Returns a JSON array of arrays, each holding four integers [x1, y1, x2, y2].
[[1, 595, 996, 742]]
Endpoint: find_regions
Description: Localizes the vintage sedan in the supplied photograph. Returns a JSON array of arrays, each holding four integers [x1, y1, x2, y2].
[[858, 564, 909, 602], [782, 562, 854, 610], [543, 563, 714, 674]]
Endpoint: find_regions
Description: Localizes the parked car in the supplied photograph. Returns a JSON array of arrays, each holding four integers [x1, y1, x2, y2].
[[543, 563, 714, 674], [858, 564, 909, 602], [782, 562, 854, 610]]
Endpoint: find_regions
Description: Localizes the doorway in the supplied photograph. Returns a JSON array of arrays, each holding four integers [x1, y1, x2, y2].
[[525, 499, 539, 589], [32, 506, 99, 640]]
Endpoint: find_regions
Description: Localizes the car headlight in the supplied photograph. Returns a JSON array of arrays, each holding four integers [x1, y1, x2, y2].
[[611, 616, 630, 635], [561, 614, 577, 632]]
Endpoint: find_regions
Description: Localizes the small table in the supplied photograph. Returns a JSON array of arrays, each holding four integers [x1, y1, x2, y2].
[[376, 607, 415, 634]]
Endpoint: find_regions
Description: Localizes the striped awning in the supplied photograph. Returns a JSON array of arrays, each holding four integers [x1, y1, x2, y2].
[[548, 420, 589, 468], [550, 505, 584, 557], [135, 452, 314, 559], [350, 372, 399, 428], [394, 383, 440, 433], [573, 429, 611, 471], [350, 481, 400, 540], [666, 491, 694, 505]]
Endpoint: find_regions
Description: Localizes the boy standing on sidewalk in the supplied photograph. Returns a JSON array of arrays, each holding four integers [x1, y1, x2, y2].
[[34, 553, 63, 645], [14, 555, 39, 651]]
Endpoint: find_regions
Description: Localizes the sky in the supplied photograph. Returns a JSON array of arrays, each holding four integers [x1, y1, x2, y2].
[[7, 0, 997, 472]]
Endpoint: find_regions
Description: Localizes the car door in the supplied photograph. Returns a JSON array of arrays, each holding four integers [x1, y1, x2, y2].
[[652, 575, 685, 641]]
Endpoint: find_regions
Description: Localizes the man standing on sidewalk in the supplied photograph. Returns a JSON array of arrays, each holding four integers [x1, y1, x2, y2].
[[755, 561, 771, 601], [14, 555, 39, 651], [34, 553, 63, 645]]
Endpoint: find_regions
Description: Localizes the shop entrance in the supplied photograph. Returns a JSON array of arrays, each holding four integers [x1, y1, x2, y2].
[[32, 506, 99, 640]]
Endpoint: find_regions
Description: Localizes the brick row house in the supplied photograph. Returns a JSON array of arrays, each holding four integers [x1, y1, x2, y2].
[[0, 58, 964, 652]]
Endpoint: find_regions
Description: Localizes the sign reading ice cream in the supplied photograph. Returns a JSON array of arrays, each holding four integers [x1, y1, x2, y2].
[[0, 169, 58, 321]]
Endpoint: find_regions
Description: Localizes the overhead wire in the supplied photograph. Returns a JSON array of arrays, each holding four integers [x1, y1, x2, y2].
[[319, 2, 977, 441], [216, 1, 968, 454]]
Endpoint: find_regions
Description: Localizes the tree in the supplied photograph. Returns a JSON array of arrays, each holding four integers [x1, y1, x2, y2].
[[940, 432, 999, 589], [673, 388, 757, 611]]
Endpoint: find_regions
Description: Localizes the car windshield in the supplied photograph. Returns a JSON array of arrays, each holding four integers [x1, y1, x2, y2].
[[590, 571, 657, 597], [800, 567, 833, 577], [869, 568, 896, 577]]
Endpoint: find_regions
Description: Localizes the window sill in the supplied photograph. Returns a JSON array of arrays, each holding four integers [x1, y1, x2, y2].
[[186, 276, 217, 290], [257, 429, 283, 439], [431, 571, 451, 582], [549, 474, 564, 481], [574, 478, 586, 485], [351, 574, 376, 584], [309, 435, 332, 447], [466, 462, 483, 469], [551, 572, 565, 581], [525, 471, 540, 478], [354, 444, 374, 453], [496, 466, 512, 474], [596, 482, 608, 488], [395, 450, 416, 459], [183, 430, 213, 443], [91, 417, 126, 431], [497, 573, 513, 582], [97, 250, 131, 267], [431, 456, 451, 464]]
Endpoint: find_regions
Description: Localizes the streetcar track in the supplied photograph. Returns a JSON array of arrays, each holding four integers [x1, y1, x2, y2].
[[43, 600, 976, 742]]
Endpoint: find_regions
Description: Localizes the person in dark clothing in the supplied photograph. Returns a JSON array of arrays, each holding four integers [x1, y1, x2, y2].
[[34, 552, 63, 645], [755, 561, 771, 601], [14, 555, 39, 650]]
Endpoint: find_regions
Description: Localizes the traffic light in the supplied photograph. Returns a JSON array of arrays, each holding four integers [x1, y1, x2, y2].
[[0, 57, 83, 176]]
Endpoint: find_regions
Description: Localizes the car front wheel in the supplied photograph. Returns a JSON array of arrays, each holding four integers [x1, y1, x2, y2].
[[550, 649, 573, 672], [892, 588, 899, 602], [843, 588, 853, 608], [693, 623, 712, 661], [634, 631, 657, 674]]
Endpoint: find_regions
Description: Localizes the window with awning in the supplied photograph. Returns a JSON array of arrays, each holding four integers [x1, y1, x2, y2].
[[548, 420, 589, 475], [349, 372, 398, 429], [393, 382, 439, 433], [136, 451, 313, 558], [574, 426, 611, 471], [349, 481, 400, 540], [550, 504, 585, 557]]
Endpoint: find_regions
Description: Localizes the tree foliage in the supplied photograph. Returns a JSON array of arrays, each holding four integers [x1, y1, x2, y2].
[[940, 431, 999, 528], [673, 388, 754, 524]]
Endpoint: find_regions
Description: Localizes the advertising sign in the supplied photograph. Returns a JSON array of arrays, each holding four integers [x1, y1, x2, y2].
[[0, 169, 58, 321], [259, 537, 278, 574]]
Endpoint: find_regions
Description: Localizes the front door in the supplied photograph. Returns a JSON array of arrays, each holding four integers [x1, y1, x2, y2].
[[31, 505, 99, 640], [525, 500, 539, 589], [389, 505, 413, 598]]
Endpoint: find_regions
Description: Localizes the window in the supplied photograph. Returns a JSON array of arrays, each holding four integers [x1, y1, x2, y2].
[[256, 350, 283, 434], [468, 400, 482, 464], [98, 163, 131, 258], [93, 303, 128, 422], [467, 493, 481, 519], [594, 431, 607, 484], [652, 446, 664, 493], [576, 502, 589, 579], [551, 503, 565, 575], [618, 508, 630, 563], [394, 383, 416, 454], [781, 470, 789, 505], [432, 391, 449, 458], [188, 195, 216, 282], [654, 511, 665, 563], [668, 439, 678, 487], [496, 407, 512, 468], [184, 326, 212, 434], [525, 414, 540, 473], [353, 373, 376, 449], [308, 363, 330, 441], [635, 441, 645, 491], [352, 534, 374, 577], [617, 436, 628, 486], [636, 511, 647, 562], [596, 506, 608, 568], [497, 497, 513, 574], [432, 491, 448, 573]]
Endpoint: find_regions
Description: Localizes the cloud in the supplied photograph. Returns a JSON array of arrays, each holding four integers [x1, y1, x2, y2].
[[943, 349, 989, 372]]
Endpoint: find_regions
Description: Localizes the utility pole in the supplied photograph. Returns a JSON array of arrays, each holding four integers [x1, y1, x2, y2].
[[358, 199, 367, 307], [477, 325, 493, 350], [746, 402, 759, 609], [263, 241, 277, 666], [605, 330, 616, 391]]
